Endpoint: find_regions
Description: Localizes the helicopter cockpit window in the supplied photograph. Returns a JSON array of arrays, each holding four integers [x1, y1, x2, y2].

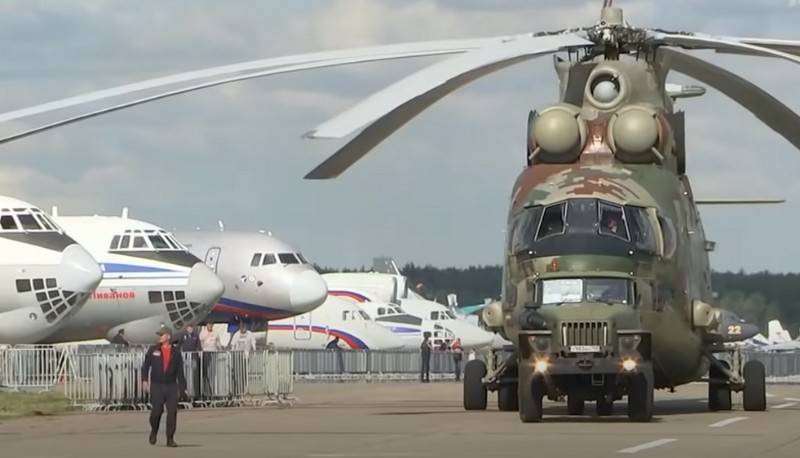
[[511, 206, 542, 253], [598, 202, 629, 241], [658, 216, 677, 259], [536, 203, 566, 240], [566, 199, 598, 234], [625, 206, 657, 253]]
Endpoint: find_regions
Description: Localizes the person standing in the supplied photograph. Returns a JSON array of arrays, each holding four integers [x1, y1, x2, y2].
[[326, 336, 345, 374], [198, 323, 221, 399], [230, 324, 257, 394], [141, 328, 186, 447], [110, 329, 130, 347], [180, 324, 200, 400], [420, 332, 432, 383], [450, 338, 464, 382]]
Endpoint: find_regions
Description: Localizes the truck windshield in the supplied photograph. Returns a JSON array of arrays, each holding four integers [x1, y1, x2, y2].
[[540, 278, 631, 305]]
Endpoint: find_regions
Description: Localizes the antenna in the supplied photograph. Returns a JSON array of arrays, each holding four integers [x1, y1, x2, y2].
[[51, 206, 59, 217], [121, 207, 129, 219], [218, 220, 225, 231]]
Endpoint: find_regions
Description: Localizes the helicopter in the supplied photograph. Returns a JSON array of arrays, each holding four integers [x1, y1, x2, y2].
[[1, 1, 799, 423]]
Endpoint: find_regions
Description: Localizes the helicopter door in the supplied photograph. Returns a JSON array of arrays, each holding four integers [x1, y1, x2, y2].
[[204, 247, 221, 273], [293, 313, 312, 340]]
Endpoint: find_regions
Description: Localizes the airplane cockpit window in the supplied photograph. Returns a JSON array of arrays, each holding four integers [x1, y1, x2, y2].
[[263, 254, 277, 265], [278, 253, 300, 264], [342, 310, 365, 321], [359, 310, 370, 320], [251, 253, 262, 267], [536, 203, 566, 240], [296, 253, 309, 264], [0, 208, 63, 233], [598, 202, 629, 241], [1, 215, 18, 230], [377, 307, 386, 316], [109, 229, 188, 252]]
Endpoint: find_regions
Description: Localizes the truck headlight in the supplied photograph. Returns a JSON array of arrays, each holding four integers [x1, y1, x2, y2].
[[621, 358, 637, 372], [534, 359, 550, 373], [529, 335, 551, 353], [619, 334, 642, 352]]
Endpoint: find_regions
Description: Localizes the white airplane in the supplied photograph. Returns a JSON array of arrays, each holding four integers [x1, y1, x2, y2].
[[41, 213, 225, 344], [762, 320, 800, 352], [206, 295, 402, 350], [176, 230, 328, 331], [0, 196, 102, 343], [323, 271, 494, 349]]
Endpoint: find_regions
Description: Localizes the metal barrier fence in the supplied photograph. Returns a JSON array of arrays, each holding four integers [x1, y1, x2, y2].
[[0, 345, 62, 391], [0, 346, 293, 411], [293, 350, 465, 381], [744, 351, 800, 380]]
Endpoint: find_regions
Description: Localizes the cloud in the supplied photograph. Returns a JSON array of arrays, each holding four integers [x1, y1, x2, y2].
[[0, 0, 799, 272]]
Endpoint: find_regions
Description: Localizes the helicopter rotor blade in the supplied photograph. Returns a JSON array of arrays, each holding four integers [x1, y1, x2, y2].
[[0, 37, 505, 126], [652, 32, 800, 66], [303, 33, 591, 179], [662, 48, 800, 154]]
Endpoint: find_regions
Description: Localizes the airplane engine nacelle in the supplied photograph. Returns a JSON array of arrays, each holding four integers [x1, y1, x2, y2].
[[529, 104, 586, 164], [608, 104, 673, 164]]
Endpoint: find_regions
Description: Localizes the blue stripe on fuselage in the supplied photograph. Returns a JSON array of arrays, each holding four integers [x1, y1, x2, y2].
[[101, 262, 177, 273]]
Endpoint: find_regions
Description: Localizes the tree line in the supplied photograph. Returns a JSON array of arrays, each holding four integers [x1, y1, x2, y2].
[[319, 264, 799, 337]]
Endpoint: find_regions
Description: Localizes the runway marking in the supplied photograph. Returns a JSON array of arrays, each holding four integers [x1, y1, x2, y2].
[[772, 402, 797, 409], [784, 397, 800, 402], [618, 439, 677, 454], [709, 416, 748, 428]]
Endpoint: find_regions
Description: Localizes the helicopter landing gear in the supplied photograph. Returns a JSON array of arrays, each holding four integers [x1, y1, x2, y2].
[[463, 359, 488, 410], [742, 360, 766, 411], [708, 360, 732, 411], [706, 348, 766, 412]]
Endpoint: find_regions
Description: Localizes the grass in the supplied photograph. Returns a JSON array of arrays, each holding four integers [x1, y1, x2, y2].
[[0, 391, 74, 419]]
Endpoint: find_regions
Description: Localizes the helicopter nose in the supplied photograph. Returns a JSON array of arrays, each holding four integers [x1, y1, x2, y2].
[[289, 270, 328, 313], [186, 263, 225, 313], [59, 243, 102, 293]]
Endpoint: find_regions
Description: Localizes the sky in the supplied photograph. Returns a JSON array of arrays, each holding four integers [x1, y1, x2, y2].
[[1, 0, 799, 272]]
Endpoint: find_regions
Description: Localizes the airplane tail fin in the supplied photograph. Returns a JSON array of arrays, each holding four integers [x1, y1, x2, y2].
[[768, 319, 792, 343]]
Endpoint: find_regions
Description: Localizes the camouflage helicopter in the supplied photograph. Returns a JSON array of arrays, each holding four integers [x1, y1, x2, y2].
[[2, 1, 800, 423]]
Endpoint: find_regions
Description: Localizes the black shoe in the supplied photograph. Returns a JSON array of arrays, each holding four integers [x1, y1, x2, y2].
[[166, 439, 178, 448], [148, 432, 157, 445]]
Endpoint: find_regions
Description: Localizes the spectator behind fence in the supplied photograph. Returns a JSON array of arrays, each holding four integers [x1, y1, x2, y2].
[[198, 323, 221, 399], [451, 338, 464, 382], [326, 336, 345, 374], [142, 328, 186, 448], [420, 332, 432, 383], [110, 329, 130, 347], [231, 324, 256, 358], [180, 324, 201, 400]]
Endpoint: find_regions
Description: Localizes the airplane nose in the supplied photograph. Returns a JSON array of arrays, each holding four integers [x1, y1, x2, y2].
[[289, 270, 328, 312], [187, 263, 225, 311], [59, 244, 102, 293]]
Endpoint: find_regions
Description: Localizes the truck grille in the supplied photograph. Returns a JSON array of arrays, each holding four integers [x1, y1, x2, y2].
[[561, 321, 609, 349]]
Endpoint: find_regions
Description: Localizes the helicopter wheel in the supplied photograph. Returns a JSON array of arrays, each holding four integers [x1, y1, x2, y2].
[[596, 398, 614, 416], [463, 359, 488, 410], [627, 366, 654, 422], [742, 360, 767, 411], [498, 383, 519, 411], [708, 361, 732, 411]]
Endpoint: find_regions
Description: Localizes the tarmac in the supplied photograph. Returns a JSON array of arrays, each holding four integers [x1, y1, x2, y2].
[[1, 382, 799, 458]]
